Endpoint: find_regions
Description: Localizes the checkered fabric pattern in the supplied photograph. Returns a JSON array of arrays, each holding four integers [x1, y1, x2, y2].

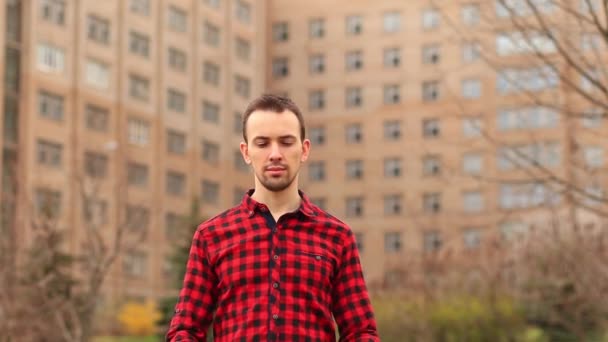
[[166, 190, 378, 342]]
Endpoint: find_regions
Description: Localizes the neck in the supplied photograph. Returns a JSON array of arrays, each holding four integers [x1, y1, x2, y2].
[[251, 180, 301, 215]]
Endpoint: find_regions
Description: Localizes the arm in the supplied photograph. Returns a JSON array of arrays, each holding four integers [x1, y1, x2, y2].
[[166, 227, 218, 342], [331, 230, 379, 342]]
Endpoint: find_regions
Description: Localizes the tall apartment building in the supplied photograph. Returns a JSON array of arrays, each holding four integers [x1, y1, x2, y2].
[[266, 0, 607, 285], [0, 0, 265, 310]]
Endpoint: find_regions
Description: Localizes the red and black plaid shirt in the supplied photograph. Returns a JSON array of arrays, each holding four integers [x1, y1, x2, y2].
[[166, 190, 379, 342]]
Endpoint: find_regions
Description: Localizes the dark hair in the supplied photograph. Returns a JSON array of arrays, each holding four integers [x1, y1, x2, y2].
[[242, 94, 306, 143]]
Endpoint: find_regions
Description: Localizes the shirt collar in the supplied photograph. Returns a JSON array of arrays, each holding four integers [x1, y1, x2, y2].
[[241, 189, 316, 218]]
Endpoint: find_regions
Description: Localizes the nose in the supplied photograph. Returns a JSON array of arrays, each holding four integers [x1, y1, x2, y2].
[[269, 142, 282, 162]]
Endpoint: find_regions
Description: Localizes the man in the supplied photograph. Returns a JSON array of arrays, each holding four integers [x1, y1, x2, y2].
[[166, 94, 379, 341]]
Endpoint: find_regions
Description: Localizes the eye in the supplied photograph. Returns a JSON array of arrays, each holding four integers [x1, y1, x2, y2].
[[281, 138, 296, 146], [256, 142, 268, 147]]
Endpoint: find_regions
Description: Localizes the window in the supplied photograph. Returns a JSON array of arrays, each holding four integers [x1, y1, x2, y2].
[[235, 37, 250, 61], [3, 97, 18, 144], [384, 194, 402, 215], [581, 32, 602, 51], [462, 79, 482, 99], [167, 129, 186, 154], [463, 229, 481, 249], [129, 74, 149, 101], [38, 90, 64, 121], [496, 31, 556, 56], [345, 50, 363, 71], [423, 193, 441, 213], [355, 232, 364, 252], [83, 198, 107, 226], [346, 159, 363, 179], [235, 75, 251, 98], [346, 197, 364, 217], [424, 231, 442, 253], [423, 119, 440, 138], [422, 8, 440, 29], [202, 180, 219, 204], [204, 21, 220, 46], [234, 150, 249, 172], [497, 65, 559, 94], [165, 212, 182, 239], [384, 47, 401, 68], [346, 15, 363, 35], [35, 188, 62, 218], [204, 0, 221, 8], [422, 44, 441, 64], [422, 81, 440, 102], [167, 171, 185, 196], [168, 47, 187, 72], [203, 62, 220, 86], [499, 221, 530, 241], [84, 151, 108, 178], [345, 123, 362, 143], [463, 117, 482, 137], [130, 0, 150, 15], [422, 155, 441, 176], [463, 191, 484, 213], [123, 251, 147, 277], [235, 0, 251, 24], [496, 0, 555, 17], [309, 18, 325, 38], [202, 101, 220, 123], [5, 48, 19, 92], [37, 43, 65, 73], [37, 139, 62, 168], [462, 152, 483, 175], [168, 5, 187, 32], [127, 117, 150, 146], [497, 106, 559, 131], [309, 126, 325, 145], [346, 87, 363, 108], [87, 15, 110, 44], [85, 59, 109, 89], [310, 197, 326, 210], [383, 84, 400, 104], [384, 158, 402, 178], [384, 232, 401, 253], [40, 0, 65, 25], [85, 104, 108, 131], [127, 162, 148, 187], [234, 112, 243, 134], [497, 142, 561, 170], [309, 90, 325, 110], [499, 182, 559, 209], [384, 120, 401, 140], [581, 108, 602, 128], [584, 146, 603, 168], [202, 140, 219, 164], [233, 188, 246, 205], [129, 31, 150, 57], [581, 68, 600, 92], [308, 161, 325, 181], [383, 11, 401, 33], [167, 89, 186, 113], [272, 57, 289, 78], [462, 41, 481, 63], [309, 54, 325, 74], [273, 22, 289, 42], [461, 4, 480, 26]]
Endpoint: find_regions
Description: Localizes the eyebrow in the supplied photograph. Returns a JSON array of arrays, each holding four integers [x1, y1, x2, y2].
[[252, 135, 297, 141]]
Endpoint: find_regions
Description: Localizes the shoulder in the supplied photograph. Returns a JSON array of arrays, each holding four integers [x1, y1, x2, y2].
[[196, 204, 246, 236], [309, 204, 355, 239]]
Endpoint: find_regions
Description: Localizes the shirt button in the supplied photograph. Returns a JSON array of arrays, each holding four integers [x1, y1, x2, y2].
[[272, 314, 278, 320], [315, 255, 321, 260], [273, 255, 279, 260], [273, 282, 279, 288]]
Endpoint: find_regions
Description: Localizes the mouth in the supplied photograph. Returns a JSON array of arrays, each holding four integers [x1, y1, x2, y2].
[[265, 166, 286, 175]]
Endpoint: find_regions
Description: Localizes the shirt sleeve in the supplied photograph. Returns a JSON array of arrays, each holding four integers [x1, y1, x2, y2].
[[166, 227, 218, 342], [331, 230, 380, 342]]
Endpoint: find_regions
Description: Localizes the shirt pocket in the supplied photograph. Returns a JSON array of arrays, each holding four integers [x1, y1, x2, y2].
[[285, 248, 335, 284]]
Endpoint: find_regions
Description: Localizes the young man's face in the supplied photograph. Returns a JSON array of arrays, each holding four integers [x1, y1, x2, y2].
[[240, 110, 310, 193]]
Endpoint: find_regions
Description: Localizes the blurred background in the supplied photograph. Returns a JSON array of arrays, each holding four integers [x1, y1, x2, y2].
[[1, 0, 608, 341]]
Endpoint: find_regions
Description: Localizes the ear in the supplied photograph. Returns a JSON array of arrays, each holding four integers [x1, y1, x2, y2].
[[300, 139, 311, 163], [239, 141, 251, 164]]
